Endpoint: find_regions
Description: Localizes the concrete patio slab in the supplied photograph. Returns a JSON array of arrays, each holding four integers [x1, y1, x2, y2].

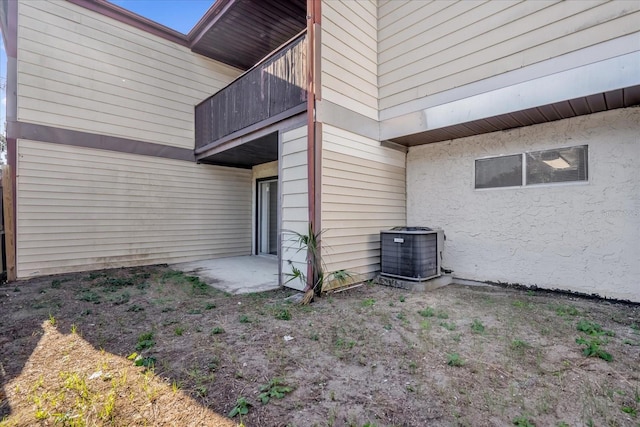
[[172, 255, 280, 294]]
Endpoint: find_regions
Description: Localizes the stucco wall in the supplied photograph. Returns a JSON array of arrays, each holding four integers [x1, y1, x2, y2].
[[406, 107, 640, 302]]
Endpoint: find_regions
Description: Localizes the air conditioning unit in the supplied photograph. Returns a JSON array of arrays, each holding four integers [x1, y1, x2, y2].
[[380, 227, 444, 281]]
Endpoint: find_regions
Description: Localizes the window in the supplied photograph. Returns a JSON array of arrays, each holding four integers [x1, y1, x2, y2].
[[475, 145, 588, 189], [475, 154, 522, 189]]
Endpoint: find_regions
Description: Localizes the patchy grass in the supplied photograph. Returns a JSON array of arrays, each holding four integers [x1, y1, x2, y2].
[[0, 265, 638, 426]]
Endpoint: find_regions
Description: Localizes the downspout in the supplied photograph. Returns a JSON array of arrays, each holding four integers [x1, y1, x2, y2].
[[3, 0, 18, 281], [305, 0, 321, 291]]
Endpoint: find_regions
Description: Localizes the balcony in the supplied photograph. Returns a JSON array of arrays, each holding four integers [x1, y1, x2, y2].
[[195, 32, 307, 159]]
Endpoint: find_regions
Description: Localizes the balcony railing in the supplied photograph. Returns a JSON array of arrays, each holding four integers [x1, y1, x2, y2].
[[195, 32, 307, 152]]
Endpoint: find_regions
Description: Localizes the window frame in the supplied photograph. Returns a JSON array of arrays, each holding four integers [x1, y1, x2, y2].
[[474, 145, 589, 190]]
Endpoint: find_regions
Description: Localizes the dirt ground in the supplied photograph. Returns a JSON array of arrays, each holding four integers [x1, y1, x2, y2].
[[0, 265, 639, 427]]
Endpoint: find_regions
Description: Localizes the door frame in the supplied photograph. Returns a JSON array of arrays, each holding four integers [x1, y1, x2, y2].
[[255, 176, 279, 256]]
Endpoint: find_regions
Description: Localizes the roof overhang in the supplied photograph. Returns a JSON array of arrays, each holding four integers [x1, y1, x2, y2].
[[188, 0, 306, 70], [383, 51, 640, 146], [72, 0, 306, 70], [198, 132, 278, 169]]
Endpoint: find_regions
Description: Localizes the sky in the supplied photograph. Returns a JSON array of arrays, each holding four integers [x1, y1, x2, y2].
[[110, 0, 216, 34]]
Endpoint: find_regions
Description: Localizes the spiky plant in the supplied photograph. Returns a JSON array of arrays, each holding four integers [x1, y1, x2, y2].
[[284, 223, 351, 304]]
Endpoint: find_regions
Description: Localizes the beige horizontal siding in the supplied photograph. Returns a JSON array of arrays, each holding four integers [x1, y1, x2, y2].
[[280, 126, 308, 291], [321, 0, 378, 120], [378, 0, 640, 111], [321, 125, 406, 282], [16, 1, 240, 149], [16, 140, 252, 278]]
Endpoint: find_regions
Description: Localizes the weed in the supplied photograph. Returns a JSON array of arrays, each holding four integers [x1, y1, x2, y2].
[[420, 320, 431, 331], [575, 337, 612, 362], [383, 324, 392, 331], [399, 296, 405, 302], [135, 332, 155, 351], [471, 319, 485, 334], [162, 270, 211, 295], [361, 298, 375, 307], [335, 337, 356, 350], [275, 308, 291, 320], [555, 304, 580, 317], [134, 356, 156, 368], [512, 300, 531, 309], [126, 304, 144, 312], [556, 423, 570, 427], [111, 292, 130, 305], [577, 319, 614, 336], [48, 314, 56, 326], [78, 290, 101, 304], [512, 415, 535, 426], [51, 279, 64, 289], [436, 310, 449, 319], [621, 406, 637, 417], [188, 309, 202, 315], [207, 356, 220, 371], [418, 307, 435, 317], [510, 339, 532, 350], [258, 378, 293, 404], [101, 277, 135, 291], [446, 353, 464, 367], [623, 339, 640, 346], [239, 315, 251, 324], [34, 409, 49, 420], [70, 324, 78, 335], [87, 271, 107, 280], [439, 321, 456, 331], [98, 390, 116, 421], [195, 385, 208, 397], [310, 333, 319, 340], [228, 397, 251, 417], [174, 326, 185, 336], [211, 326, 225, 335], [205, 303, 216, 310], [396, 312, 406, 321]]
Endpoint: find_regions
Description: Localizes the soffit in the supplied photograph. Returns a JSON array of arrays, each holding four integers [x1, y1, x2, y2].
[[189, 0, 306, 70], [390, 86, 640, 147]]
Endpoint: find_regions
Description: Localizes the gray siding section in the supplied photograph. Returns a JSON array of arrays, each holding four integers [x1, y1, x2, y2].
[[17, 140, 252, 278], [321, 125, 406, 282], [378, 1, 640, 112], [16, 0, 240, 149], [280, 126, 308, 290]]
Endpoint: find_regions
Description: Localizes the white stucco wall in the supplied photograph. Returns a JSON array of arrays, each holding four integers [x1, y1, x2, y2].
[[407, 107, 640, 302]]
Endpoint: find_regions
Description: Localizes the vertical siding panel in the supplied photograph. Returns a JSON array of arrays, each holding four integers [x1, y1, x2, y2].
[[280, 126, 308, 290], [16, 140, 252, 278]]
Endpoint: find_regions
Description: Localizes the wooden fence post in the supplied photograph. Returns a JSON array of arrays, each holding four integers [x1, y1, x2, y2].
[[3, 166, 16, 281]]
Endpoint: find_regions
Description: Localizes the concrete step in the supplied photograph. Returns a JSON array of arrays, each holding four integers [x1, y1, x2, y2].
[[375, 273, 452, 292]]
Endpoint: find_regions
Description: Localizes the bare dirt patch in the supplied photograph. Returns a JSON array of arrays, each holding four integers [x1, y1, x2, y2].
[[0, 265, 639, 426]]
